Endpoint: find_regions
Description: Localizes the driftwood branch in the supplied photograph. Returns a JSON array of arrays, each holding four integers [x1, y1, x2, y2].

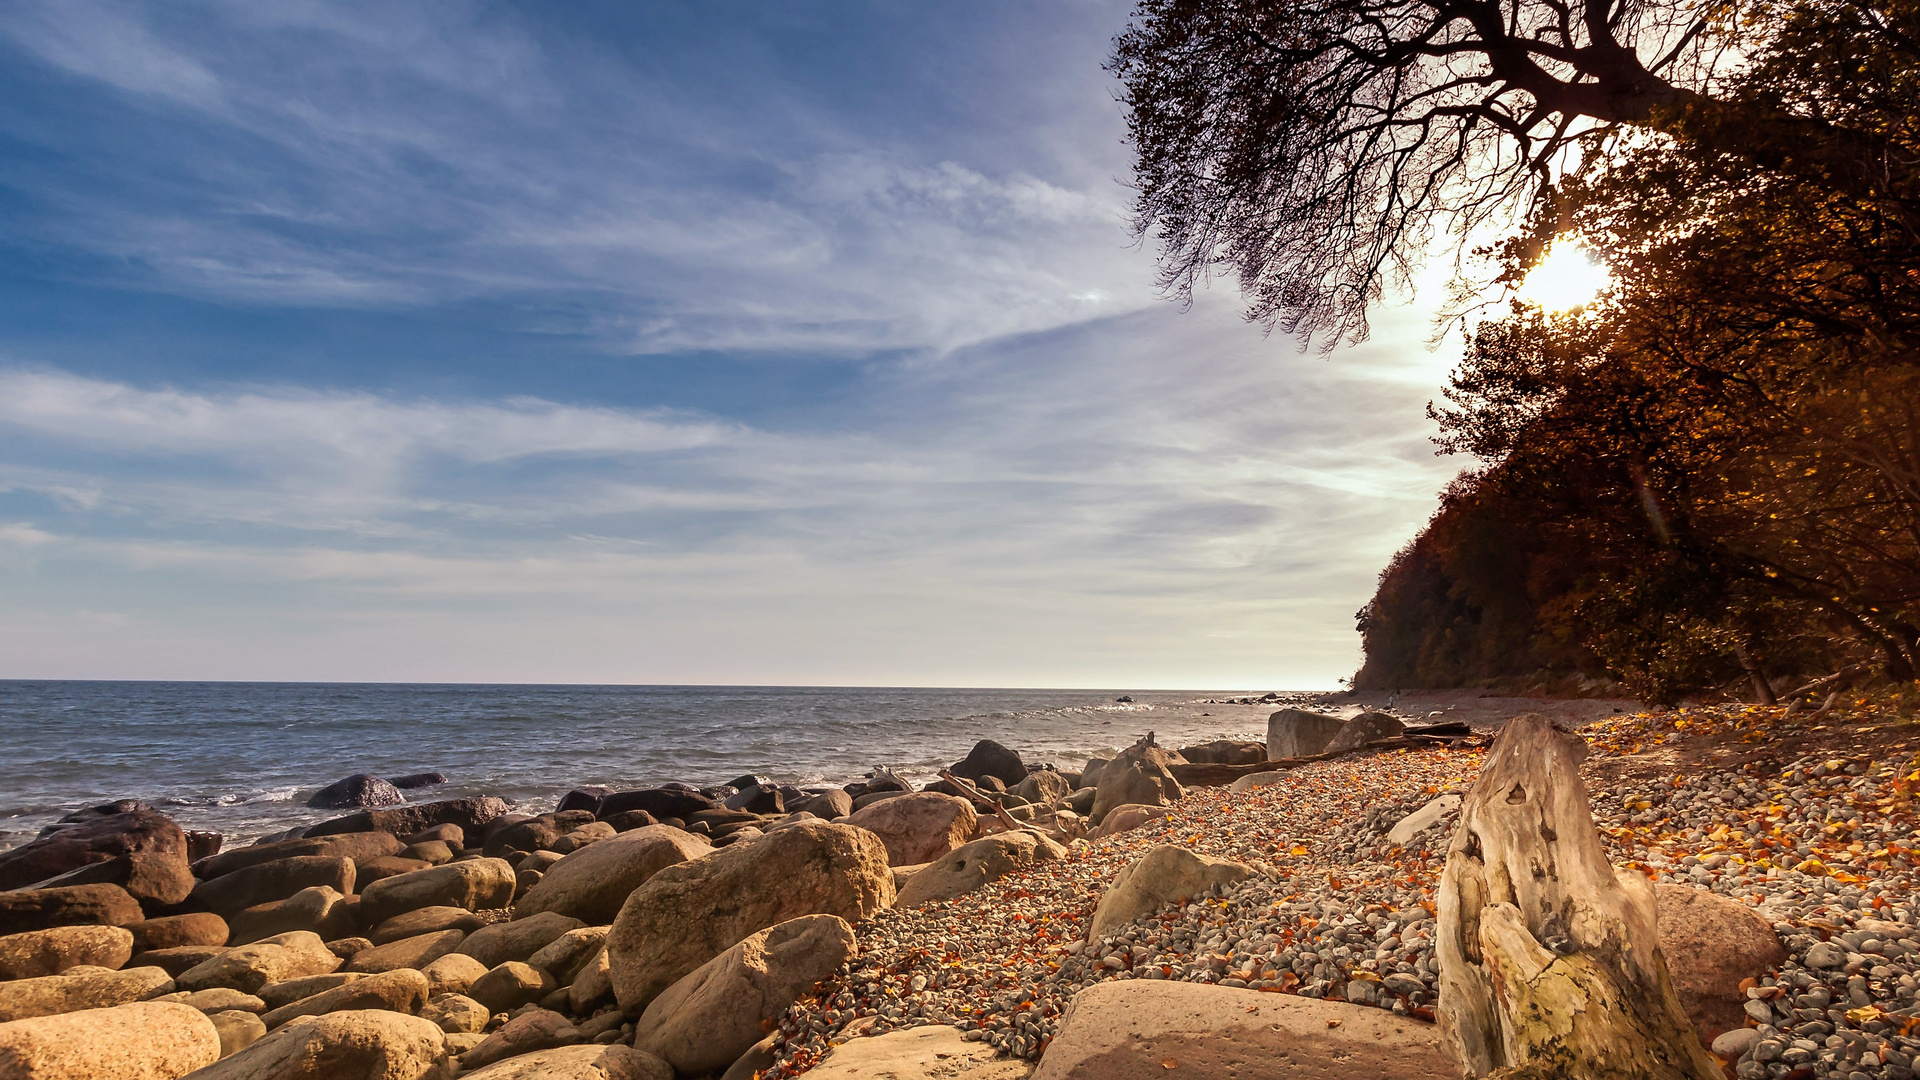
[[871, 765, 914, 792], [1170, 725, 1479, 787], [1435, 714, 1719, 1079], [1783, 662, 1873, 703]]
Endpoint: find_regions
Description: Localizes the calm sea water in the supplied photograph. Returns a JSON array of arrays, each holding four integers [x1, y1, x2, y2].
[[0, 682, 1306, 850]]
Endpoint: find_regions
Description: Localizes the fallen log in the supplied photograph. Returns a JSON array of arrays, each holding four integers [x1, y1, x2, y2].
[[1170, 732, 1477, 787], [1435, 714, 1719, 1080]]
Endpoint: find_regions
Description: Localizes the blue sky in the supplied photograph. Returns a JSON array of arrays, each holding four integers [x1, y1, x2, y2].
[[0, 0, 1463, 687]]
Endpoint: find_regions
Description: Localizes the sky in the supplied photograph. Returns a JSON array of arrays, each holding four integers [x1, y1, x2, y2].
[[0, 0, 1469, 688]]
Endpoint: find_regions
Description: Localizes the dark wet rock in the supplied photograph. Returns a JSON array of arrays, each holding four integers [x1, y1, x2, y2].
[[556, 788, 609, 815], [949, 740, 1028, 788], [723, 785, 784, 815], [484, 811, 597, 858], [726, 775, 772, 792], [1177, 739, 1268, 765], [0, 808, 194, 906], [304, 775, 403, 811], [387, 772, 447, 790], [304, 796, 511, 839], [50, 801, 152, 827], [795, 791, 852, 820], [185, 832, 224, 862], [596, 788, 718, 823], [603, 810, 659, 832]]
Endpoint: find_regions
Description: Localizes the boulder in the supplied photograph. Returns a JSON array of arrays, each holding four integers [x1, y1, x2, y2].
[[260, 968, 428, 1029], [795, 791, 853, 820], [304, 797, 510, 841], [556, 789, 608, 816], [180, 1009, 450, 1080], [307, 775, 404, 811], [635, 914, 856, 1075], [456, 911, 583, 968], [1029, 980, 1456, 1080], [595, 789, 717, 824], [189, 857, 356, 920], [345, 931, 466, 975], [897, 832, 1068, 908], [465, 962, 552, 1014], [133, 947, 231, 977], [1089, 736, 1183, 824], [357, 857, 433, 884], [402, 825, 463, 849], [0, 924, 134, 979], [512, 826, 707, 926], [155, 987, 266, 1014], [567, 947, 613, 1013], [0, 1000, 220, 1079], [0, 809, 194, 905], [1174, 740, 1267, 765], [601, 811, 659, 833], [458, 1044, 671, 1080], [396, 842, 454, 865], [1090, 803, 1171, 841], [606, 822, 893, 1012], [210, 1009, 267, 1057], [177, 932, 339, 995], [550, 823, 616, 855], [356, 860, 516, 927], [1266, 708, 1346, 759], [127, 914, 229, 953], [458, 1008, 578, 1071], [1011, 771, 1071, 807], [228, 887, 355, 946], [194, 833, 402, 882], [259, 973, 364, 1011], [721, 785, 783, 815], [1087, 846, 1255, 942], [0, 965, 174, 1022], [369, 907, 486, 946], [388, 773, 447, 791], [802, 1024, 1028, 1080], [950, 740, 1028, 788], [842, 793, 977, 867], [1654, 883, 1788, 1040], [1321, 710, 1405, 754], [1385, 794, 1462, 847], [327, 938, 372, 961], [484, 813, 598, 859], [419, 993, 488, 1035], [419, 954, 488, 999], [525, 927, 610, 984]]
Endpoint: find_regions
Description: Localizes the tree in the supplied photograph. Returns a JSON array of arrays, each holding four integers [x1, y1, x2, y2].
[[1110, 0, 1919, 345]]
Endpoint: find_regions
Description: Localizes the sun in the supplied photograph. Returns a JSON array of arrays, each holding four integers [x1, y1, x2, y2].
[[1517, 243, 1611, 311]]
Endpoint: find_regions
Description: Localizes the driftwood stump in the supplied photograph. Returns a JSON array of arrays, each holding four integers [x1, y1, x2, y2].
[[1435, 714, 1720, 1080]]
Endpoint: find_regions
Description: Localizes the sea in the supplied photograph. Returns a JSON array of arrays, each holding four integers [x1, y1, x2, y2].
[[0, 682, 1317, 851]]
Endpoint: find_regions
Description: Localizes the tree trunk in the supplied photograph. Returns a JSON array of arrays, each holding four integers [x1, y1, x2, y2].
[[1435, 714, 1721, 1080]]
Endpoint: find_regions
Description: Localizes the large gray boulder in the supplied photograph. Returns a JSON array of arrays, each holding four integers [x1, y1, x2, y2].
[[842, 793, 977, 867], [179, 1008, 450, 1080], [0, 965, 174, 1022], [634, 914, 855, 1074], [0, 1000, 220, 1079], [1087, 846, 1255, 942], [896, 831, 1067, 907], [1089, 735, 1183, 824], [1266, 709, 1346, 759], [1029, 981, 1456, 1080], [0, 924, 134, 979], [511, 825, 707, 925], [607, 822, 892, 1012], [307, 775, 405, 811], [356, 859, 516, 927], [177, 932, 340, 995]]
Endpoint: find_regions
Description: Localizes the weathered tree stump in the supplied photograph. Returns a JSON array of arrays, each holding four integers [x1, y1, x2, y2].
[[1435, 714, 1721, 1080]]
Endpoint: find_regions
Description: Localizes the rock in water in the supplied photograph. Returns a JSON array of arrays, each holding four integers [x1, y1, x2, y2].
[[842, 793, 977, 867], [896, 831, 1067, 907], [1030, 981, 1456, 1080], [1322, 710, 1405, 754], [181, 1009, 450, 1080], [1654, 883, 1788, 1040], [1087, 845, 1255, 942], [635, 914, 856, 1075], [0, 808, 195, 906], [306, 775, 405, 811], [606, 821, 893, 1012], [950, 740, 1028, 788], [1089, 735, 1183, 824], [387, 773, 447, 791], [0, 1000, 221, 1080], [1265, 708, 1345, 759]]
